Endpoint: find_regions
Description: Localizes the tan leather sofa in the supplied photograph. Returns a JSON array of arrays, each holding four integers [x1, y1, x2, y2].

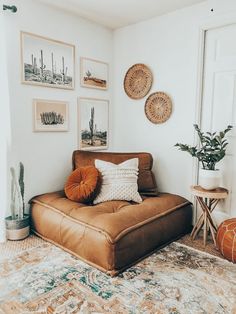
[[30, 151, 192, 276]]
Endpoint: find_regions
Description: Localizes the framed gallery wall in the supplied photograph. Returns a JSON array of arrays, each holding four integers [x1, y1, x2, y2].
[[33, 99, 69, 132], [80, 57, 108, 90], [78, 97, 109, 150], [21, 32, 75, 90]]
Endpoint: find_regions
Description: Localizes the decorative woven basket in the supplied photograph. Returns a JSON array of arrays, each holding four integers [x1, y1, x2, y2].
[[145, 92, 172, 124], [124, 63, 153, 99]]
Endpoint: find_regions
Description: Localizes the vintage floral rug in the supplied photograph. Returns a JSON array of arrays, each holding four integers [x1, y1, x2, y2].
[[0, 240, 235, 314]]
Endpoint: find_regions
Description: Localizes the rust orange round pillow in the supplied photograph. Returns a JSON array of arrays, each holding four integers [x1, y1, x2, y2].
[[64, 166, 100, 203]]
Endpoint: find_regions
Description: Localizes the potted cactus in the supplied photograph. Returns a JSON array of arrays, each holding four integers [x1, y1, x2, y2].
[[175, 124, 233, 190], [5, 162, 30, 240]]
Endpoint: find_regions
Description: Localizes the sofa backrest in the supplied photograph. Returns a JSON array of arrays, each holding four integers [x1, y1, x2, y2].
[[72, 150, 157, 195]]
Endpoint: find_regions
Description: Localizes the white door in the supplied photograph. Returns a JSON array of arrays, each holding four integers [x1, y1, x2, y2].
[[200, 23, 236, 220]]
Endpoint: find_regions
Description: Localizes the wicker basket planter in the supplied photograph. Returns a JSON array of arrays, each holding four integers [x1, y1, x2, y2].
[[5, 214, 30, 240]]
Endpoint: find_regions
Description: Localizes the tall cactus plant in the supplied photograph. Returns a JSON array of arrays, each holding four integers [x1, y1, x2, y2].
[[10, 169, 16, 220], [86, 70, 92, 79], [33, 57, 37, 74], [39, 49, 46, 81], [89, 107, 95, 145], [51, 52, 55, 78], [10, 163, 25, 220], [31, 54, 37, 74], [40, 111, 64, 125], [19, 162, 25, 212], [60, 56, 66, 83]]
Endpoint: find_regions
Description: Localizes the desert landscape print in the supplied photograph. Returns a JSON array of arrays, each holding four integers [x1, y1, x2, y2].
[[79, 98, 109, 150], [34, 99, 69, 132], [81, 58, 108, 90], [21, 32, 75, 89]]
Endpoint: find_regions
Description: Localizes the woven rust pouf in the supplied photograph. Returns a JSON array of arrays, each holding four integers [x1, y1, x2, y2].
[[216, 218, 236, 263]]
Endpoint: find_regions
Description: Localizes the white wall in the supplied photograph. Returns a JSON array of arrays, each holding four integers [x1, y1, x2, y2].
[[0, 2, 11, 242], [4, 0, 236, 222], [112, 0, 236, 200], [4, 0, 112, 214]]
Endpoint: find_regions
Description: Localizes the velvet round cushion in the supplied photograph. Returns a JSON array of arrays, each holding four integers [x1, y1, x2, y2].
[[64, 166, 100, 203]]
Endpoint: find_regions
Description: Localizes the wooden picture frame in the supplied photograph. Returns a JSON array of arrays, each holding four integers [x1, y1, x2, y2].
[[33, 99, 69, 132], [80, 57, 108, 90], [21, 31, 75, 90], [78, 97, 109, 150]]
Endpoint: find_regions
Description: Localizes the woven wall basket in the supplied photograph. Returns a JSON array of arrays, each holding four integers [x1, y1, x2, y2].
[[124, 64, 153, 99], [145, 92, 172, 124]]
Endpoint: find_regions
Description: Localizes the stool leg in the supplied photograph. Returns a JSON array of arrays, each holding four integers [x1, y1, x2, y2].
[[191, 214, 204, 239], [208, 222, 217, 247], [203, 211, 207, 247], [198, 197, 217, 232]]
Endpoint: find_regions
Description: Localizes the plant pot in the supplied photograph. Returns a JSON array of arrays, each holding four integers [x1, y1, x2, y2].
[[5, 214, 30, 240], [199, 169, 221, 190]]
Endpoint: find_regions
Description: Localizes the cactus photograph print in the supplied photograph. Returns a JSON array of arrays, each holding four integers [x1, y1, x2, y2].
[[21, 32, 75, 89], [80, 57, 108, 90], [79, 98, 109, 150], [33, 99, 69, 132]]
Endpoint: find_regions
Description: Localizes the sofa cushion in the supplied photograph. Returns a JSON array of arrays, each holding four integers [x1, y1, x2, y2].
[[64, 166, 100, 203], [72, 150, 157, 195], [30, 191, 192, 276], [31, 191, 190, 244], [93, 158, 142, 204]]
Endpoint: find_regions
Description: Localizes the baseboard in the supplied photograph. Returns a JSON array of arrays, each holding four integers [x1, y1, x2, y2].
[[212, 211, 230, 227]]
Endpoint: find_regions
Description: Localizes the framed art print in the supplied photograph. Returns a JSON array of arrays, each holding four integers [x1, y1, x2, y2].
[[21, 32, 75, 89], [33, 99, 69, 132], [80, 57, 108, 90], [78, 97, 109, 150]]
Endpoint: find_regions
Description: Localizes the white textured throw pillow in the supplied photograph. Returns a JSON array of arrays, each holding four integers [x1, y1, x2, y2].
[[93, 158, 142, 204]]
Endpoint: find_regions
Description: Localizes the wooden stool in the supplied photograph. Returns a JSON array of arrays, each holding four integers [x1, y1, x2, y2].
[[190, 186, 228, 247]]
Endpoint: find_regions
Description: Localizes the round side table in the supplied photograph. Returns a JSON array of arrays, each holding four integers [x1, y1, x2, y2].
[[190, 186, 228, 247]]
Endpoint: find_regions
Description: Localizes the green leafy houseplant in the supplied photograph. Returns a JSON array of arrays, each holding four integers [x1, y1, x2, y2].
[[175, 124, 233, 170]]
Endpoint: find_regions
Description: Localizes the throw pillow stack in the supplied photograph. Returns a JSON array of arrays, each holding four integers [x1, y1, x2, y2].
[[64, 158, 142, 204]]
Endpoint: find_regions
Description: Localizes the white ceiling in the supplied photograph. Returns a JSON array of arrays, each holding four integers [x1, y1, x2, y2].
[[38, 0, 206, 29]]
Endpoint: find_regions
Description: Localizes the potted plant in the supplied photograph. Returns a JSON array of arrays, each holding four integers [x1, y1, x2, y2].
[[5, 162, 30, 240], [175, 124, 233, 190]]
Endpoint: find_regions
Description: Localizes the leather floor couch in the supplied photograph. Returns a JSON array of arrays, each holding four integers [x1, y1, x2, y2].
[[30, 151, 192, 276]]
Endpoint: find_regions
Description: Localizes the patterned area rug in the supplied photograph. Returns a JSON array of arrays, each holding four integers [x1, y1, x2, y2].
[[0, 240, 235, 314]]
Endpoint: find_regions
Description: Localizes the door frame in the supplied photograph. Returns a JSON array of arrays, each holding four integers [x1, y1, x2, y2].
[[192, 14, 236, 222]]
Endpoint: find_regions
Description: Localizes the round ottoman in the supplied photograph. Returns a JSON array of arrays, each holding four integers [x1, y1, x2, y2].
[[216, 218, 236, 263]]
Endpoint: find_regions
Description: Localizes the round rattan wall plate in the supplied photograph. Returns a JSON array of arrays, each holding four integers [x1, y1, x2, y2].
[[124, 63, 153, 99], [145, 92, 172, 124]]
